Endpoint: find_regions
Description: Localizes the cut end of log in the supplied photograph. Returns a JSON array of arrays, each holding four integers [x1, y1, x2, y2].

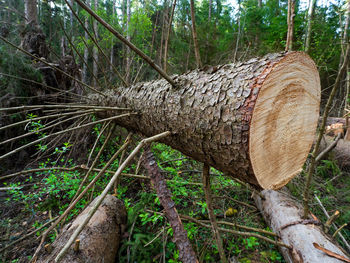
[[249, 52, 320, 189]]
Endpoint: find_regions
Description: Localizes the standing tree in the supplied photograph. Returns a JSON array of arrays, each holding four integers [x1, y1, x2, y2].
[[286, 0, 295, 51], [190, 0, 202, 68]]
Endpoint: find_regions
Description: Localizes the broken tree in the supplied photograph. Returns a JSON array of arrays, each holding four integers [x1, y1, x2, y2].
[[92, 51, 320, 189]]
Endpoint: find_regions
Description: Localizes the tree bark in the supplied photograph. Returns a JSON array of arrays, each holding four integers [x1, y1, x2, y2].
[[92, 0, 99, 87], [286, 0, 295, 51], [253, 189, 349, 263], [92, 52, 320, 189], [82, 0, 89, 84], [190, 0, 202, 68], [125, 0, 131, 84], [163, 0, 176, 73], [305, 0, 317, 53], [37, 195, 127, 263], [319, 136, 350, 168]]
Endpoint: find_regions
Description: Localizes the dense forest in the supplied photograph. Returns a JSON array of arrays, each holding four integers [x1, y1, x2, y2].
[[0, 0, 350, 262]]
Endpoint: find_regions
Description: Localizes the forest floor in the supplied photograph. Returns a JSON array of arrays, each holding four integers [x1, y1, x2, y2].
[[1, 141, 350, 263]]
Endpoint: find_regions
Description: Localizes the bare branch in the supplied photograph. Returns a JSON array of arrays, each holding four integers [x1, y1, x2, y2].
[[73, 0, 177, 87], [0, 113, 137, 161]]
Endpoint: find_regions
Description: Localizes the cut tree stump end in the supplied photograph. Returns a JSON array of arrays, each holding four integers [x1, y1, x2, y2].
[[249, 52, 320, 189]]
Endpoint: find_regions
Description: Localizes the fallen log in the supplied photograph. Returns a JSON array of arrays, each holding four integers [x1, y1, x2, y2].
[[93, 51, 321, 189], [37, 195, 127, 263], [319, 135, 350, 168], [253, 189, 349, 263]]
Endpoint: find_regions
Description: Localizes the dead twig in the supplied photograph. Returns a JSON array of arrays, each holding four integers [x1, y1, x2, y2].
[[0, 113, 137, 161]]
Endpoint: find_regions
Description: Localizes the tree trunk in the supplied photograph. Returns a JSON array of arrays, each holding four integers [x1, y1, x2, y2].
[[82, 0, 90, 84], [320, 136, 350, 168], [163, 0, 176, 73], [110, 0, 116, 80], [286, 0, 295, 51], [125, 0, 131, 84], [305, 0, 317, 53], [24, 0, 38, 25], [253, 189, 349, 263], [92, 0, 99, 87], [37, 195, 127, 263], [190, 0, 202, 68], [94, 52, 320, 189]]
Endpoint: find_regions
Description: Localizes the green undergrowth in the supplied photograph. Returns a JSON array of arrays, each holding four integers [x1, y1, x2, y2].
[[1, 123, 285, 263], [3, 121, 350, 262]]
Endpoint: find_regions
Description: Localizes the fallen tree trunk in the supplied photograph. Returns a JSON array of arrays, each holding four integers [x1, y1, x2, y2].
[[253, 189, 349, 263], [37, 195, 127, 263], [320, 135, 350, 168], [94, 51, 320, 189]]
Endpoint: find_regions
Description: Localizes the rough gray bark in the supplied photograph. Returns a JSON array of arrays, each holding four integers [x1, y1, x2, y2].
[[253, 189, 349, 263], [91, 52, 320, 189], [37, 195, 127, 263]]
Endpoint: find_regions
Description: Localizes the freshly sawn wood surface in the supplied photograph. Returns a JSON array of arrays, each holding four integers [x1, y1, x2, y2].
[[93, 51, 320, 189]]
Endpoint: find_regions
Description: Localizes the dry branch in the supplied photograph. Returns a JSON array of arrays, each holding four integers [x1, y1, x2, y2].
[[142, 147, 198, 263], [0, 112, 136, 161]]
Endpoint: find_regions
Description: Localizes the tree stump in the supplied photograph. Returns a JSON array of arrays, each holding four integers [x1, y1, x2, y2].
[[37, 195, 127, 263]]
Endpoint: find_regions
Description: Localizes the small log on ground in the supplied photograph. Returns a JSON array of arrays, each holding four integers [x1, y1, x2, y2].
[[37, 194, 127, 263], [253, 189, 349, 263], [319, 135, 350, 168], [93, 51, 321, 189]]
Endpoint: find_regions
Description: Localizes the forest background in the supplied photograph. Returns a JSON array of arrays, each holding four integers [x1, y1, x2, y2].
[[0, 0, 350, 262]]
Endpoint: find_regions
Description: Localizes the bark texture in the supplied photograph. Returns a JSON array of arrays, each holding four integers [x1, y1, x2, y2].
[[142, 147, 198, 263], [253, 189, 349, 263], [93, 52, 320, 189], [37, 195, 127, 263], [320, 136, 350, 168]]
